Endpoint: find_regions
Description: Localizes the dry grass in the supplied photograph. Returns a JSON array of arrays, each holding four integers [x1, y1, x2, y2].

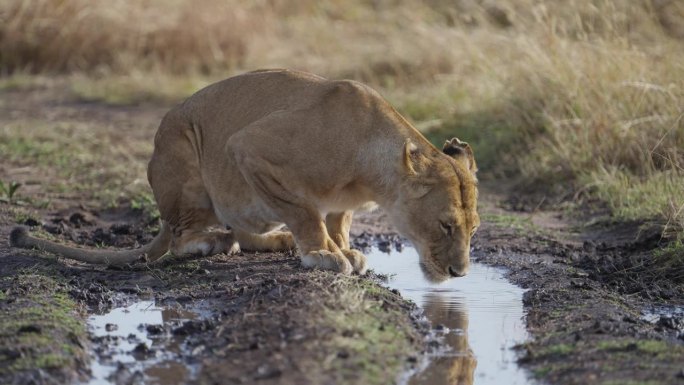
[[0, 0, 253, 74], [1, 0, 683, 232]]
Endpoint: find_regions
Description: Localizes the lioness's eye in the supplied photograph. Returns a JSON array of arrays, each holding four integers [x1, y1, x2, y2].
[[439, 221, 452, 236]]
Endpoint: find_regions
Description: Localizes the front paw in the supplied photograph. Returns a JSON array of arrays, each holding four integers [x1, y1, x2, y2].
[[341, 249, 368, 275], [301, 250, 353, 274]]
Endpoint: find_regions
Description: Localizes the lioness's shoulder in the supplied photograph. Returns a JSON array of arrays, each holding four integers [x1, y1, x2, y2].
[[323, 78, 376, 96], [317, 79, 388, 112]]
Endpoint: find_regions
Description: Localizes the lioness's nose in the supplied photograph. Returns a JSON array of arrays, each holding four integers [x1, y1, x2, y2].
[[448, 265, 467, 278]]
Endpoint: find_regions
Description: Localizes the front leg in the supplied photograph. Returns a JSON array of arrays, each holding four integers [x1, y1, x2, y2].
[[292, 214, 352, 274], [327, 211, 367, 274], [326, 211, 353, 249]]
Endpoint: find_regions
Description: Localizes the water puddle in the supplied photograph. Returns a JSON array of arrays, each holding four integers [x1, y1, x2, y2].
[[366, 247, 534, 385], [641, 305, 684, 323], [86, 300, 206, 385], [641, 305, 684, 333]]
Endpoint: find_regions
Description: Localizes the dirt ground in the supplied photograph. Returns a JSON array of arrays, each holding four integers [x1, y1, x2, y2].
[[1, 83, 683, 385]]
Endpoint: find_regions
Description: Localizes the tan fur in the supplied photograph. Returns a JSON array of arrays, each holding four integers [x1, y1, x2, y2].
[[10, 69, 479, 280]]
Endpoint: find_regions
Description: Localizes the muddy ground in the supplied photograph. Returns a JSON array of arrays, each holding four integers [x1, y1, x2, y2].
[[1, 82, 683, 385]]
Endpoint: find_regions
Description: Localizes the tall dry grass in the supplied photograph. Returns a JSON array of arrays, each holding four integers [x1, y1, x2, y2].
[[1, 0, 683, 232], [0, 0, 256, 74]]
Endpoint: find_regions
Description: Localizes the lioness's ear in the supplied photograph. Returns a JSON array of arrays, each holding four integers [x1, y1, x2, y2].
[[403, 140, 420, 175], [443, 137, 477, 174]]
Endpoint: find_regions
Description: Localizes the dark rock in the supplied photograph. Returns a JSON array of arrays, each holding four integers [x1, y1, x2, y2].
[[110, 223, 132, 235], [173, 319, 214, 336], [42, 223, 62, 235], [18, 324, 41, 334], [69, 212, 93, 227], [0, 348, 21, 360], [657, 316, 684, 331], [145, 324, 165, 335], [131, 343, 155, 359], [92, 228, 114, 246], [22, 218, 41, 227]]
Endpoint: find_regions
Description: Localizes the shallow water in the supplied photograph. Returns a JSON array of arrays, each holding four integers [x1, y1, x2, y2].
[[366, 247, 534, 385], [641, 304, 684, 335], [641, 305, 684, 323], [86, 300, 202, 385]]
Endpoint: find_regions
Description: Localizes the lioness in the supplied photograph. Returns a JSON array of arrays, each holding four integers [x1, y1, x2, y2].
[[10, 69, 479, 281]]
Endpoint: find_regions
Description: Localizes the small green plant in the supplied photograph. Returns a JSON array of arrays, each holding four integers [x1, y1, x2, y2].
[[0, 180, 22, 203]]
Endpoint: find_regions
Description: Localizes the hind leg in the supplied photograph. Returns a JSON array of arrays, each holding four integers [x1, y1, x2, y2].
[[167, 206, 239, 257], [158, 189, 240, 259], [148, 113, 238, 260], [234, 229, 295, 252], [171, 228, 240, 257]]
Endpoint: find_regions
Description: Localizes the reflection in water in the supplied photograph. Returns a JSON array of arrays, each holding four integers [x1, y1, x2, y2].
[[87, 300, 201, 385], [410, 294, 476, 385], [366, 247, 533, 385]]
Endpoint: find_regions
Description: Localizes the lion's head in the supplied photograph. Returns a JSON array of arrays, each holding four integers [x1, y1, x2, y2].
[[389, 137, 479, 282]]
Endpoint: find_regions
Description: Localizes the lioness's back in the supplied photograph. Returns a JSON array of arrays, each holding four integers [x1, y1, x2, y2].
[[176, 69, 384, 136], [180, 70, 327, 131]]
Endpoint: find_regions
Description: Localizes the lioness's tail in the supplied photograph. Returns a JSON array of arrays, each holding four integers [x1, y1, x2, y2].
[[9, 222, 172, 266]]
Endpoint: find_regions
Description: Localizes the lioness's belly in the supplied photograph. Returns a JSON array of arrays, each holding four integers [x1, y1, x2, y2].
[[210, 192, 374, 235], [214, 202, 284, 234], [208, 178, 375, 235], [202, 169, 283, 234]]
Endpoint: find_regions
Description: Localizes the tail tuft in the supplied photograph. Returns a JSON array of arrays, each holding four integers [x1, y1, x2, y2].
[[9, 227, 28, 247]]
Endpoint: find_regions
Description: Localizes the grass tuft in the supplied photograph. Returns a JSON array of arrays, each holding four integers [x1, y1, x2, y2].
[[653, 238, 684, 282], [0, 273, 87, 379]]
